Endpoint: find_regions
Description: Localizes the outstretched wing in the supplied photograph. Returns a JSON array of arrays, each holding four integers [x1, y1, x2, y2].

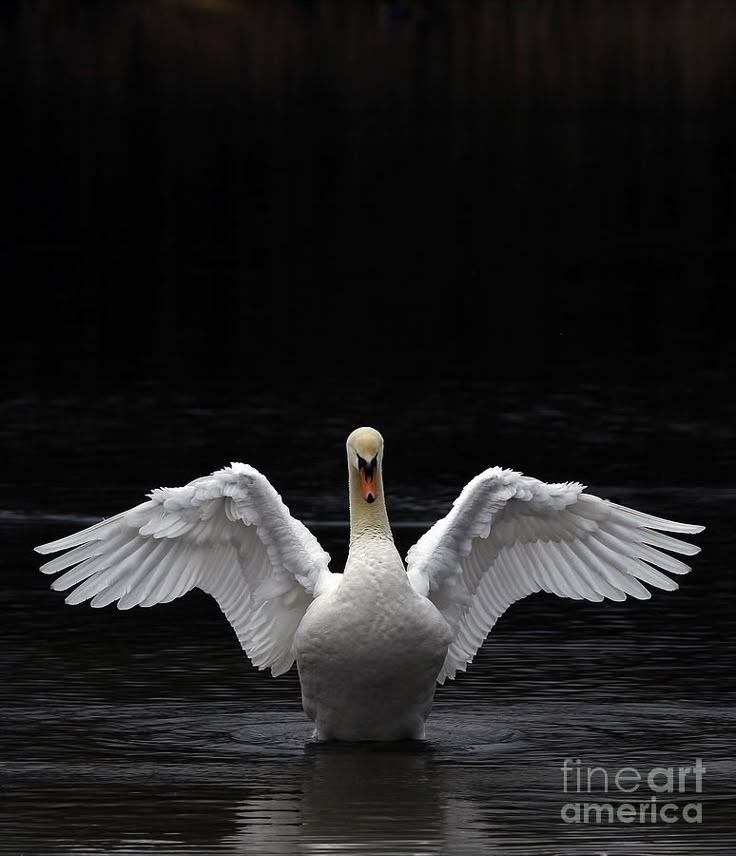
[[36, 463, 337, 676], [406, 468, 704, 683]]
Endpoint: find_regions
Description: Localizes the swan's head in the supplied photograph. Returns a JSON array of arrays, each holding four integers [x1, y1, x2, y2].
[[346, 427, 384, 505]]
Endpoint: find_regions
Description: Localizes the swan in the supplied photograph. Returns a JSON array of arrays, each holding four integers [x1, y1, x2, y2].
[[35, 427, 704, 741]]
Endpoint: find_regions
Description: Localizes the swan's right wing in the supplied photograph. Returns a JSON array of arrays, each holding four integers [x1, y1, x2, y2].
[[407, 468, 704, 682], [36, 464, 337, 676]]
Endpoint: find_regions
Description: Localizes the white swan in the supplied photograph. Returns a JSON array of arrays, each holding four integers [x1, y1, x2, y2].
[[35, 427, 704, 741]]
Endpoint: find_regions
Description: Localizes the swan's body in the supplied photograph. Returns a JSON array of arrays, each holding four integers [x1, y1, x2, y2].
[[296, 538, 450, 740], [35, 427, 704, 742]]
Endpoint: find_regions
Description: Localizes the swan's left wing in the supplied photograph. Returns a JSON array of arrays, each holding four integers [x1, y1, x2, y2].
[[406, 468, 704, 683], [36, 464, 336, 676]]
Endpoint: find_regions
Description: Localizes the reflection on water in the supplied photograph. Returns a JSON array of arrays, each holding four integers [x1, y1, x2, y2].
[[3, 699, 735, 854], [247, 745, 446, 854]]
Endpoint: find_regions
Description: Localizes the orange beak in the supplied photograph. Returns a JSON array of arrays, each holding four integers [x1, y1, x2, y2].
[[360, 467, 378, 504]]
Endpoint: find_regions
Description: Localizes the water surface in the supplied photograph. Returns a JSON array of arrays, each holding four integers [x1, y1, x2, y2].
[[3, 387, 734, 855]]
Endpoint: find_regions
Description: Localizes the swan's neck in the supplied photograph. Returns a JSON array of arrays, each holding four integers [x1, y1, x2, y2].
[[348, 465, 393, 545]]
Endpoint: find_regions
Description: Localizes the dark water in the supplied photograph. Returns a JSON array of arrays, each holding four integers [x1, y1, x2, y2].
[[3, 385, 735, 855]]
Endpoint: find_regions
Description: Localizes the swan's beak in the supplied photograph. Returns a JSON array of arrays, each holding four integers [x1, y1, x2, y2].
[[359, 458, 378, 504]]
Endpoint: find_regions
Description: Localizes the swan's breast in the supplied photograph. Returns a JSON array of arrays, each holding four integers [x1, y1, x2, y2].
[[295, 563, 450, 680]]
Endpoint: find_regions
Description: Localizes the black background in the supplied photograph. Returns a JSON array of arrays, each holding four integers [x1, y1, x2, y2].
[[2, 0, 734, 400]]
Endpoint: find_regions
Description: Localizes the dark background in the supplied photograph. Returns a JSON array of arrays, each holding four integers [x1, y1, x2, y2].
[[1, 0, 734, 400]]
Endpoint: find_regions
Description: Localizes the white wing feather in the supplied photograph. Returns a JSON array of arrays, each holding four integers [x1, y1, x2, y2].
[[35, 463, 337, 676], [406, 468, 704, 683]]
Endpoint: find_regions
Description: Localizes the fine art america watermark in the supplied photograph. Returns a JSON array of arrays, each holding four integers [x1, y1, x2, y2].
[[560, 758, 705, 824]]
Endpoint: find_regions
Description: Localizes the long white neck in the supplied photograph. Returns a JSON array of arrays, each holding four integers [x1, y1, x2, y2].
[[348, 462, 393, 545]]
